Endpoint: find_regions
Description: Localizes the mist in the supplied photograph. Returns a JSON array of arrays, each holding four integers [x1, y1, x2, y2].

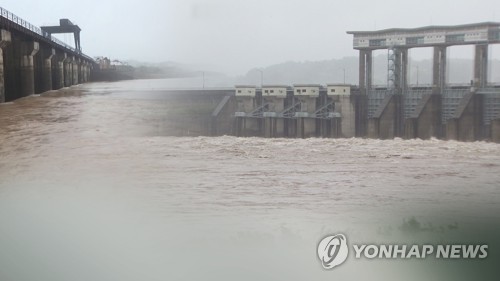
[[2, 0, 499, 76]]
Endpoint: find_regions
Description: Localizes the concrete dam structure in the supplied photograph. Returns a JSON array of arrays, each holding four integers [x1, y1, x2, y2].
[[212, 22, 500, 142], [0, 7, 94, 103], [1, 8, 499, 143], [348, 22, 500, 142], [230, 84, 359, 138]]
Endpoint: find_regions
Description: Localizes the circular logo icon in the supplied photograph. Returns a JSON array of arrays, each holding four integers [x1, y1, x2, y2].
[[317, 234, 349, 269]]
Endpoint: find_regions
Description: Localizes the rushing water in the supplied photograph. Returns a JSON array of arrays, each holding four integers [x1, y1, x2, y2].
[[1, 79, 500, 281]]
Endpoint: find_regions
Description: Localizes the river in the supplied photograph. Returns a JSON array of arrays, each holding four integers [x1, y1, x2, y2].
[[1, 79, 499, 281]]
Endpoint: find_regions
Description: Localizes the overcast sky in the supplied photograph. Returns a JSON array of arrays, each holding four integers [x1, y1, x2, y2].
[[2, 0, 499, 74]]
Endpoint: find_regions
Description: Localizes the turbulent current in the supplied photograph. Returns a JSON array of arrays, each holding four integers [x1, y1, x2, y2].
[[0, 79, 499, 281]]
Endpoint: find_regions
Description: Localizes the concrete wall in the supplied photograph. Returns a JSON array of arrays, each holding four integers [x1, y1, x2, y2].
[[263, 95, 288, 137], [262, 87, 287, 98], [327, 85, 350, 96], [405, 94, 442, 139], [296, 117, 317, 138], [235, 87, 256, 97], [354, 93, 368, 137], [263, 96, 285, 112], [294, 86, 320, 97], [2, 36, 19, 102], [211, 96, 237, 136], [0, 29, 11, 103], [317, 118, 341, 138], [295, 96, 319, 138], [367, 94, 403, 139], [236, 118, 261, 137], [340, 95, 357, 137], [236, 97, 256, 113], [491, 119, 500, 143], [446, 93, 483, 141], [152, 90, 233, 136], [264, 117, 285, 138]]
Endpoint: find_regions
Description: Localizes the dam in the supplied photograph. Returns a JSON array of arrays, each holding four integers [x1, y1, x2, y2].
[[1, 6, 500, 142], [211, 22, 500, 142]]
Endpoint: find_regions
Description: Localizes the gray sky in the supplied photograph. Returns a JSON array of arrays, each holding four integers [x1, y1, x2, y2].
[[2, 0, 499, 74]]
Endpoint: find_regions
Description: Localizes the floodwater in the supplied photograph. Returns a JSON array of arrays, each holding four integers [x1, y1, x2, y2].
[[1, 79, 500, 281]]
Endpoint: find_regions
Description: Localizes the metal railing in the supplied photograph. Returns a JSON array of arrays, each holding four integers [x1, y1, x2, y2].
[[0, 6, 93, 61]]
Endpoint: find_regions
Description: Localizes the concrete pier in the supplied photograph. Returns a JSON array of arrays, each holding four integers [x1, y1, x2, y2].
[[20, 41, 39, 98], [367, 94, 403, 139], [474, 44, 488, 87], [81, 61, 87, 83], [53, 52, 67, 90], [338, 95, 356, 137], [405, 93, 442, 139], [0, 29, 11, 103], [446, 92, 483, 141], [491, 119, 500, 143], [234, 86, 262, 137], [211, 96, 237, 136], [356, 50, 371, 137], [262, 85, 288, 138], [64, 56, 73, 87], [40, 47, 55, 92], [294, 85, 321, 138], [358, 50, 372, 91], [72, 58, 79, 85], [433, 46, 447, 90]]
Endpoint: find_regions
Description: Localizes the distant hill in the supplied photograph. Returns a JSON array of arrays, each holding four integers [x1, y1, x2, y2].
[[235, 55, 500, 87], [123, 56, 500, 87]]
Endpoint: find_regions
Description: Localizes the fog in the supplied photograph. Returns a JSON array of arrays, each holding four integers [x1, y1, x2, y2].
[[2, 0, 499, 75]]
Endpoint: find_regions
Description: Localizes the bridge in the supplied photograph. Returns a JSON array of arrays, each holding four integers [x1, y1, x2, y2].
[[0, 7, 94, 102]]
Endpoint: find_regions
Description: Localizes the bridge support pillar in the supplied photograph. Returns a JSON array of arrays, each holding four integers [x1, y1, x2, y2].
[[404, 90, 442, 139], [474, 44, 488, 88], [86, 62, 91, 82], [446, 91, 483, 141], [80, 61, 86, 83], [401, 48, 408, 90], [20, 41, 39, 98], [64, 56, 73, 87], [85, 62, 90, 82], [359, 50, 373, 91], [0, 30, 12, 103], [83, 61, 89, 83], [53, 52, 67, 89], [296, 118, 316, 138], [367, 94, 403, 139], [237, 118, 261, 137], [357, 50, 372, 137], [40, 47, 55, 92], [432, 46, 447, 91], [72, 58, 79, 85], [491, 119, 500, 143]]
